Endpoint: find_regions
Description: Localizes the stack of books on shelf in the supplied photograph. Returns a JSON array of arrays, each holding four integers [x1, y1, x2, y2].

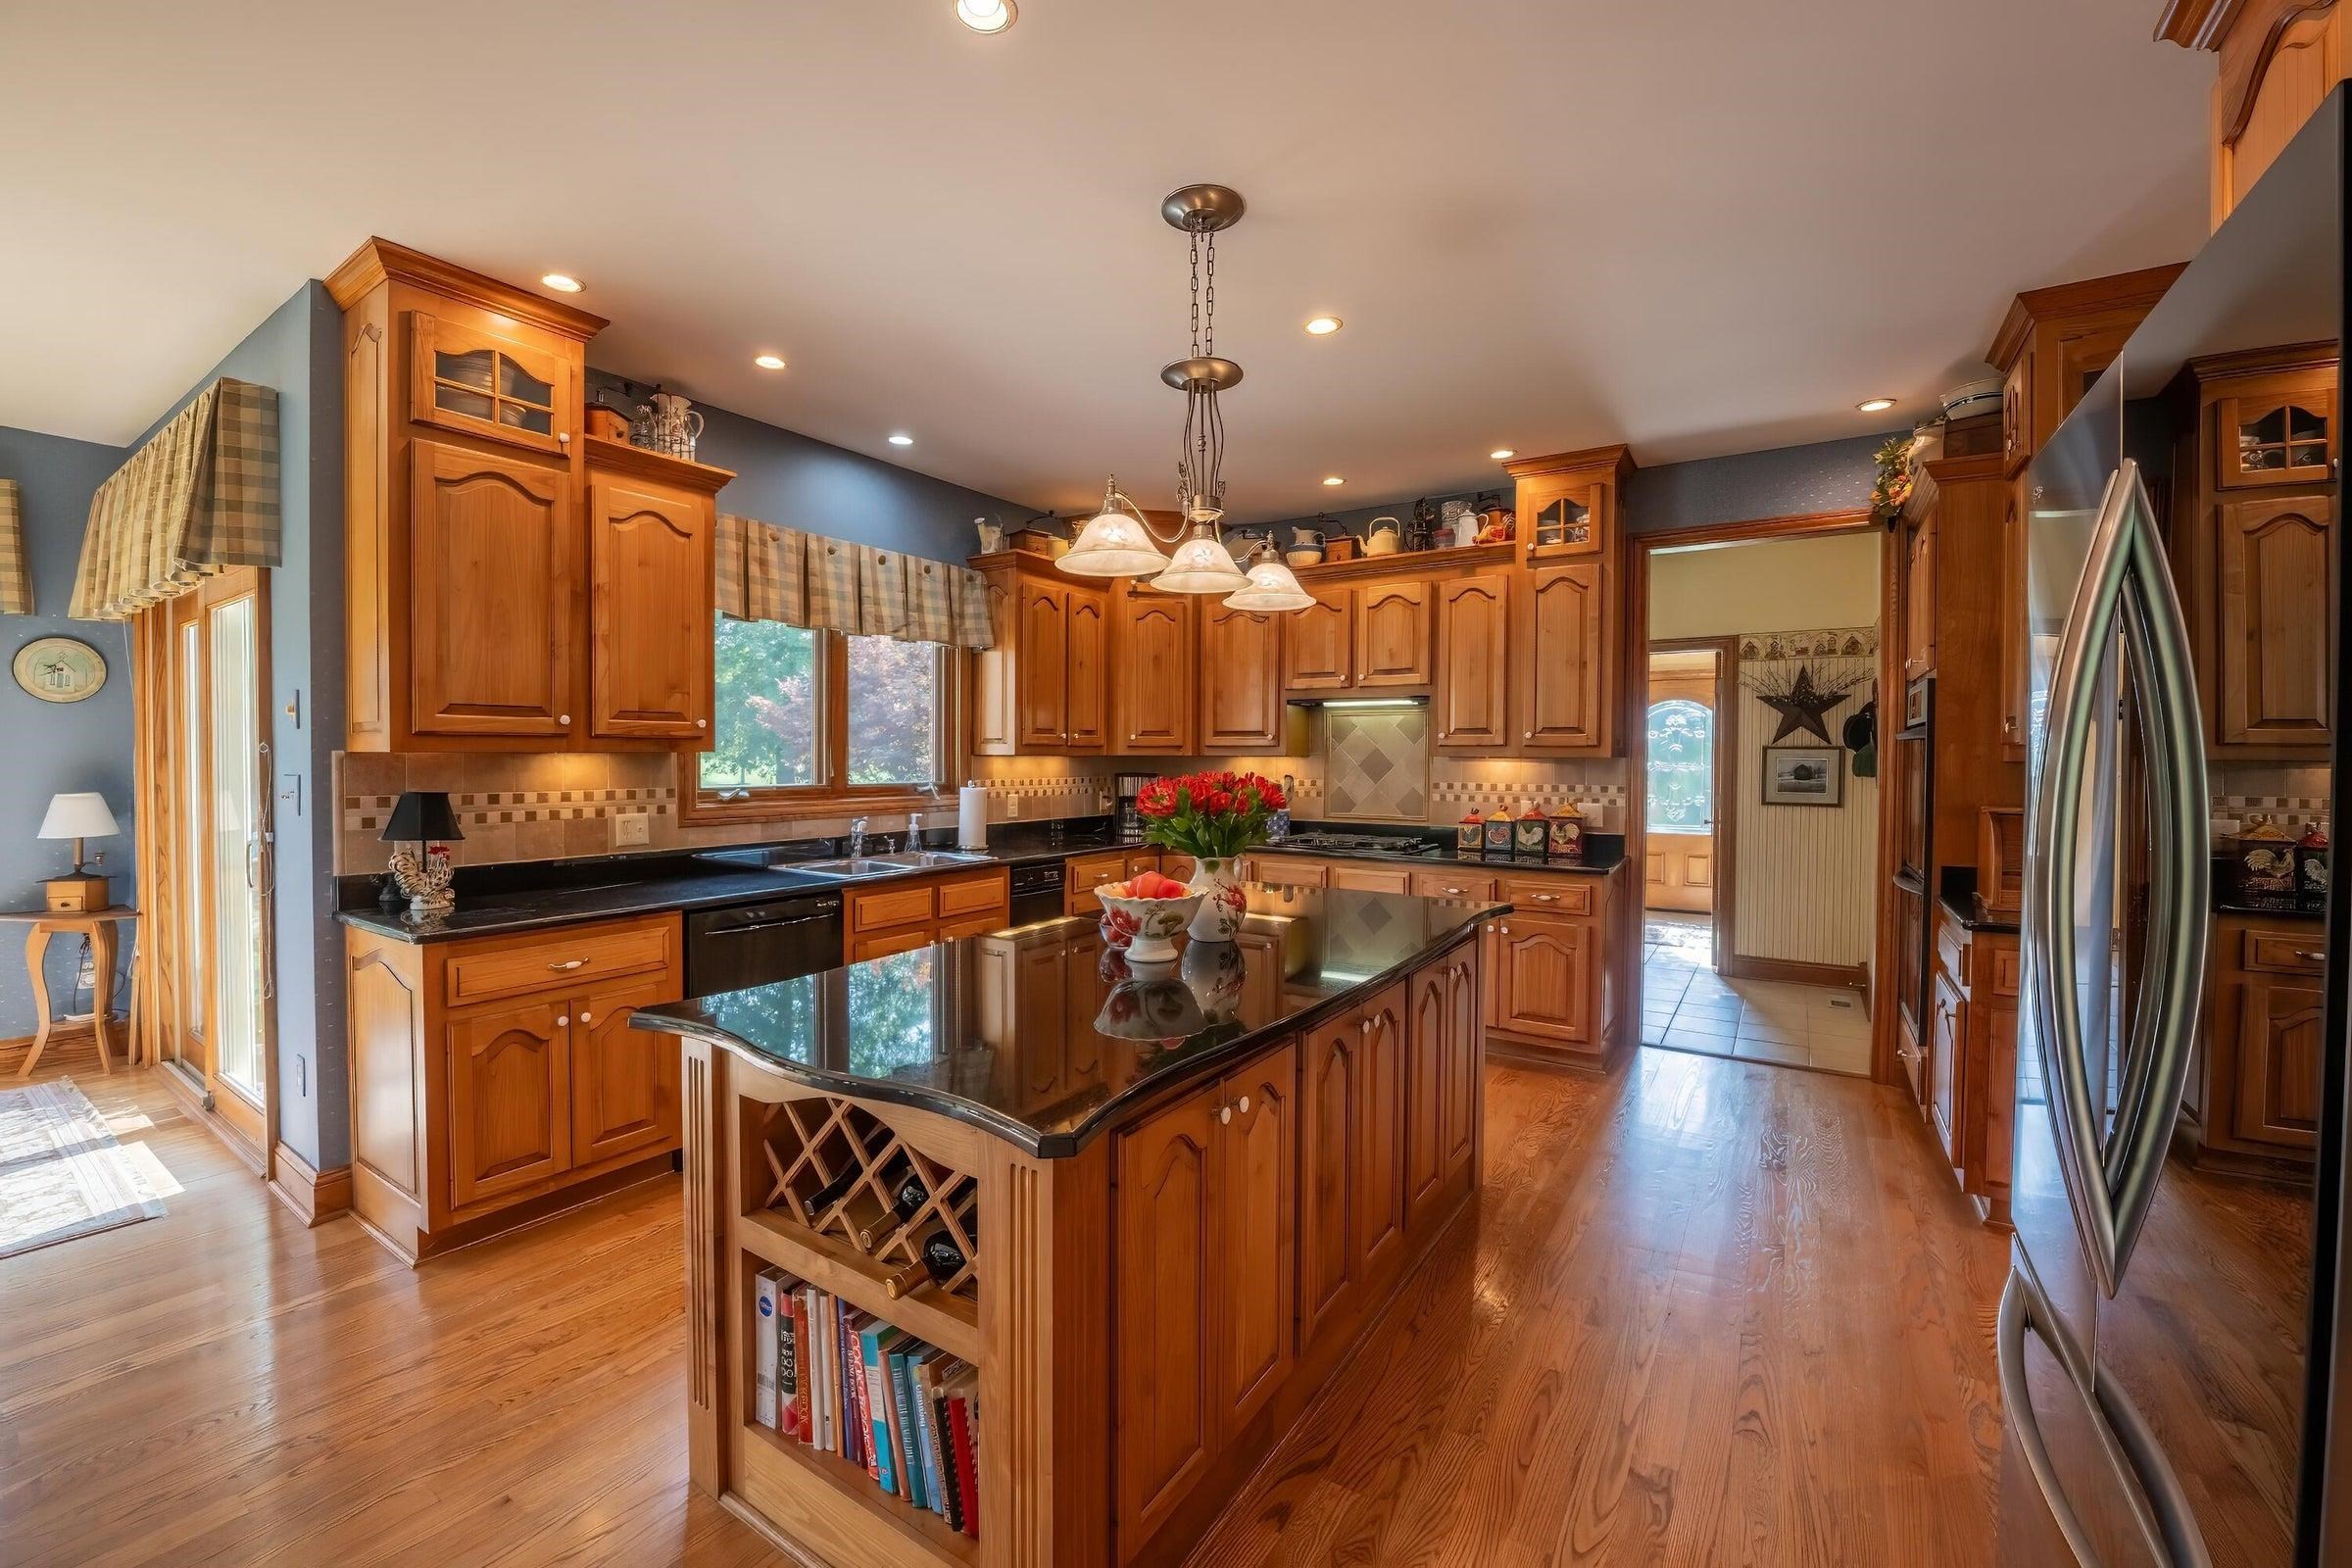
[[755, 1267, 981, 1541]]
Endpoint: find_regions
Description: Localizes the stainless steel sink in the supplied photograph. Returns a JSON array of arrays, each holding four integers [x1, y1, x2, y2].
[[790, 850, 993, 878]]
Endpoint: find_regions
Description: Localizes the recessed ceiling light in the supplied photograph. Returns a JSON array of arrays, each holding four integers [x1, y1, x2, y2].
[[1490, 448, 1515, 461], [1857, 397, 1896, 414], [1304, 316, 1343, 336], [889, 433, 915, 447], [956, 0, 1015, 32], [1322, 475, 1345, 487], [754, 353, 786, 370], [540, 272, 583, 293]]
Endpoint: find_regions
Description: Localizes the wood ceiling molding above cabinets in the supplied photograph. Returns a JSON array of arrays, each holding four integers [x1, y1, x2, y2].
[[329, 238, 732, 755], [2159, 0, 2350, 227]]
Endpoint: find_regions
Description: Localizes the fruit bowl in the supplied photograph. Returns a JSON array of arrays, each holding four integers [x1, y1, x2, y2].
[[1096, 873, 1203, 963]]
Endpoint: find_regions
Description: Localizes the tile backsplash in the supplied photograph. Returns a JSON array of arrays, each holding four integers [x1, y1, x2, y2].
[[2210, 761, 2333, 836]]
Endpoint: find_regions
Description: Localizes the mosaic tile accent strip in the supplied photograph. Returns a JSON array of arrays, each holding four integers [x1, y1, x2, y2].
[[2211, 793, 2331, 833], [344, 787, 676, 833]]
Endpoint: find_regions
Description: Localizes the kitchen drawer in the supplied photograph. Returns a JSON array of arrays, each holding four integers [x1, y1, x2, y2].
[[1330, 864, 1412, 895], [849, 883, 937, 934], [1936, 918, 1969, 991], [1411, 870, 1496, 902], [1065, 851, 1130, 915], [1123, 850, 1162, 879], [444, 917, 676, 1008], [2244, 928, 2327, 975], [1990, 944, 2021, 997], [850, 926, 934, 962], [1496, 877, 1592, 916], [938, 913, 1003, 942], [1251, 857, 1329, 889], [935, 867, 1009, 920]]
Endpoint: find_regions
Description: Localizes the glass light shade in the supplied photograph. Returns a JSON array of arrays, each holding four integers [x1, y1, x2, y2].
[[1223, 556, 1315, 612], [1059, 506, 1168, 577], [1151, 526, 1249, 594]]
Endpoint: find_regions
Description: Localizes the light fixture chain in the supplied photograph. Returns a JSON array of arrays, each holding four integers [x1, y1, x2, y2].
[[1189, 227, 1201, 360], [1202, 226, 1216, 357]]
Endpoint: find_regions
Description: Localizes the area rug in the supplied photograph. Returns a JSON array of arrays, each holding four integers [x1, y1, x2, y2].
[[0, 1077, 166, 1259]]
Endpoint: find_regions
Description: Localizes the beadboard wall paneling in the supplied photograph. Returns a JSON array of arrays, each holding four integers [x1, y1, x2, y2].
[[1733, 676, 1879, 968]]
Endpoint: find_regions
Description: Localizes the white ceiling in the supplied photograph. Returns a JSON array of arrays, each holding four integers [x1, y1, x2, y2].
[[2, 1, 2210, 521]]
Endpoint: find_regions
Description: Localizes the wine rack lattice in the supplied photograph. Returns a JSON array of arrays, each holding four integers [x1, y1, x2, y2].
[[756, 1096, 981, 1304]]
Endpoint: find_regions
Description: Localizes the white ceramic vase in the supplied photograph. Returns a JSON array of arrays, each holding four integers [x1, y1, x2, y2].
[[1186, 856, 1248, 943]]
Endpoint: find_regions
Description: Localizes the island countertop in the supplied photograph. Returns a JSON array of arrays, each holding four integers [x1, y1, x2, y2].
[[632, 882, 1502, 1157]]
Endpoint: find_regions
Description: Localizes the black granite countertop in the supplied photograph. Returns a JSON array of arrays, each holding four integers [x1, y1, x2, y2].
[[1253, 826, 1626, 877], [2216, 899, 2325, 921], [633, 884, 1503, 1158]]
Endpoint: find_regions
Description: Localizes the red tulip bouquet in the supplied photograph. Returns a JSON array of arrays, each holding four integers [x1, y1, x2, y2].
[[1138, 770, 1289, 942]]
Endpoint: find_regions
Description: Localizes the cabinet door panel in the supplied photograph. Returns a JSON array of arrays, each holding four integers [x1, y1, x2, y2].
[[409, 312, 574, 457], [1404, 965, 1448, 1230], [1435, 573, 1510, 749], [1930, 968, 1963, 1168], [1904, 518, 1936, 680], [1066, 588, 1108, 750], [2233, 978, 2326, 1149], [1200, 605, 1284, 751], [1518, 564, 1606, 751], [972, 576, 1017, 754], [1016, 580, 1068, 749], [1488, 917, 1594, 1044], [1330, 865, 1412, 895], [2216, 496, 2334, 748], [447, 1000, 570, 1209], [1354, 986, 1407, 1285], [1353, 580, 1432, 687], [1216, 1042, 1297, 1441], [1283, 587, 1352, 691], [1298, 1012, 1357, 1348], [1115, 591, 1195, 753], [569, 975, 681, 1165], [1443, 952, 1480, 1178], [589, 475, 710, 738], [410, 440, 574, 737], [1114, 1084, 1220, 1554]]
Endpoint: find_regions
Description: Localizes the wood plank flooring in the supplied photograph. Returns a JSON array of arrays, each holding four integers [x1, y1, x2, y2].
[[1, 1048, 2009, 1568]]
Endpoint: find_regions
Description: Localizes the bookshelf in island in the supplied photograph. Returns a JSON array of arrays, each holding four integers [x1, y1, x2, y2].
[[635, 882, 1500, 1568]]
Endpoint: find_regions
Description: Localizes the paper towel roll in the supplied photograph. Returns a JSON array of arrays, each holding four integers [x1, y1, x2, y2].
[[957, 784, 989, 850]]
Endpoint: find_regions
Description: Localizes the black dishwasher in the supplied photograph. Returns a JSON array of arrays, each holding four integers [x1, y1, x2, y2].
[[683, 892, 844, 996], [1008, 860, 1068, 926]]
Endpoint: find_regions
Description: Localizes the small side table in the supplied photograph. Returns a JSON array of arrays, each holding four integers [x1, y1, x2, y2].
[[3, 906, 139, 1079]]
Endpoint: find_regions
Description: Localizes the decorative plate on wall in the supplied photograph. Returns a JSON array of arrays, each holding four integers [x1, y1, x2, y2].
[[13, 636, 107, 703]]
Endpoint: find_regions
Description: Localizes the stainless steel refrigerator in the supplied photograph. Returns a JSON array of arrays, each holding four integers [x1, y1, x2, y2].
[[2003, 91, 2349, 1565]]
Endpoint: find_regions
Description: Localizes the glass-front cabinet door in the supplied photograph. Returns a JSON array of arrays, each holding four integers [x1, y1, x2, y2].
[[2217, 375, 2333, 487], [408, 311, 573, 458]]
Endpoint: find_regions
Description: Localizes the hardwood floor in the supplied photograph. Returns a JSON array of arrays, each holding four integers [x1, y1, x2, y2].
[[1, 1049, 2008, 1568]]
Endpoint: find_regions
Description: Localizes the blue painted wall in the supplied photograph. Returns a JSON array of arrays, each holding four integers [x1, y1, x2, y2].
[[1624, 430, 1900, 535], [134, 282, 344, 1168], [0, 425, 135, 1036], [586, 372, 1034, 563]]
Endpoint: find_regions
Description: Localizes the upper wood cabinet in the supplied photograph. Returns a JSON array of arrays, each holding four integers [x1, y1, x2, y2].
[[1067, 588, 1108, 749], [1112, 587, 1197, 754], [970, 557, 1108, 756], [1353, 580, 1433, 687], [331, 239, 735, 754], [2217, 381, 2334, 488], [2159, 0, 2347, 226], [1434, 572, 1510, 750], [1283, 585, 1353, 691], [409, 439, 575, 739], [2216, 494, 2335, 746], [1199, 604, 1286, 753], [585, 442, 726, 742], [1016, 578, 1071, 749], [1517, 563, 1608, 753], [1902, 515, 1936, 681]]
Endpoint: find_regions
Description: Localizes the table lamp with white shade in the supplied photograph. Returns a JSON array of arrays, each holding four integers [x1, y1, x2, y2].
[[38, 791, 118, 911]]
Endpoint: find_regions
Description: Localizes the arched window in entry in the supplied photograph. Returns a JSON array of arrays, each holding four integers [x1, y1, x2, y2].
[[1646, 699, 1713, 831]]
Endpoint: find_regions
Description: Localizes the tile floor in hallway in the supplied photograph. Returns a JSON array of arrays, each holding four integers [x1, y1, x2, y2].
[[1641, 910, 1873, 1075]]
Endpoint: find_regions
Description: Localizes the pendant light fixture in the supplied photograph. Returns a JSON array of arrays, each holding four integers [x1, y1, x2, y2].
[[1223, 538, 1315, 612], [1155, 523, 1248, 594], [1059, 475, 1169, 577]]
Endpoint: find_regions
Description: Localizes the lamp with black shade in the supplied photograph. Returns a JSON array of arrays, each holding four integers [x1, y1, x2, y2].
[[380, 791, 464, 916]]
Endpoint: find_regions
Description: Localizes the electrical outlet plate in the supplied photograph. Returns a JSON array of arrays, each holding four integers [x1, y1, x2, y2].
[[612, 811, 650, 847], [1006, 796, 1021, 818]]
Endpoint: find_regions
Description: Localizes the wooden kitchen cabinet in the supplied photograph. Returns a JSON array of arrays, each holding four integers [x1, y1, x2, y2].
[[2186, 914, 2327, 1174], [971, 554, 1110, 756], [847, 865, 1011, 957], [1297, 1007, 1360, 1349], [1018, 579, 1072, 749], [1516, 563, 1609, 753], [1283, 585, 1354, 691], [2159, 0, 2350, 226], [1213, 1042, 1297, 1441], [345, 910, 684, 1261], [1352, 984, 1408, 1288], [332, 240, 733, 755], [1065, 850, 1132, 915], [1903, 516, 1936, 680], [1932, 910, 2019, 1227], [1929, 965, 1964, 1167], [586, 442, 726, 742], [1353, 579, 1433, 687], [1068, 588, 1108, 748], [1200, 603, 1291, 752], [1330, 864, 1412, 895], [2234, 977, 2327, 1149], [2216, 494, 2335, 746], [1113, 585, 1196, 754], [1434, 571, 1510, 750], [1484, 863, 1619, 1071]]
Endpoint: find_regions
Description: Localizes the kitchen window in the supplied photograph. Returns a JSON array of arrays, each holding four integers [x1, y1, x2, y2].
[[691, 621, 955, 822]]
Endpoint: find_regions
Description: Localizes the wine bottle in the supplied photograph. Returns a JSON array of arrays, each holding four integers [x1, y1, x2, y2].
[[794, 1162, 861, 1225], [885, 1229, 969, 1298], [855, 1169, 931, 1252]]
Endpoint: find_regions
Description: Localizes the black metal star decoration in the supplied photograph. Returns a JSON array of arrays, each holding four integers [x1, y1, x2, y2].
[[1752, 663, 1860, 744]]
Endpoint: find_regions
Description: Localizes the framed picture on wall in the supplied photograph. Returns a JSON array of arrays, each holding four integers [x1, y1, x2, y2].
[[1761, 745, 1843, 807]]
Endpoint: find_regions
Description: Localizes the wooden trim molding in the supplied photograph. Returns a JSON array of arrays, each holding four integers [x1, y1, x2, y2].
[[1719, 954, 1871, 992], [2221, 1, 2342, 143], [270, 1141, 355, 1228], [2156, 0, 2246, 48], [1984, 264, 2189, 370], [1639, 507, 1875, 553], [324, 237, 609, 338]]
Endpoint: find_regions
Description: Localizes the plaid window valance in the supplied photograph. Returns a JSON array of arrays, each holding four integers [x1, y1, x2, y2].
[[0, 480, 29, 615], [69, 378, 281, 621], [714, 513, 993, 649]]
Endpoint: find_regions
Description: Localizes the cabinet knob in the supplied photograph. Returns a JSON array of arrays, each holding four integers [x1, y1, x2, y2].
[[578, 1010, 594, 1024], [1219, 1105, 1232, 1125], [696, 717, 708, 729], [560, 712, 572, 725], [1445, 886, 1465, 895], [1499, 923, 1510, 935], [1238, 1095, 1250, 1114], [557, 1014, 569, 1027], [558, 431, 571, 445]]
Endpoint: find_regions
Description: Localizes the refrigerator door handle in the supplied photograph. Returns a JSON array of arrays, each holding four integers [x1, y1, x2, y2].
[[1999, 1270, 2107, 1568], [2026, 461, 2210, 1300]]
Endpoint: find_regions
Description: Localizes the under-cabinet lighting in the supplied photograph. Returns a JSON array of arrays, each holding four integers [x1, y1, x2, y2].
[[1320, 698, 1424, 710]]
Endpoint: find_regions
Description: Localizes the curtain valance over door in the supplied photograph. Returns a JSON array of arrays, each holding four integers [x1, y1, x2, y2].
[[712, 512, 993, 649], [0, 480, 30, 614], [70, 378, 280, 621]]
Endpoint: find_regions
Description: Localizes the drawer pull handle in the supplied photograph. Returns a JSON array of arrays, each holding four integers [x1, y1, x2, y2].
[[1445, 886, 1465, 895], [549, 958, 588, 971], [1535, 894, 1557, 904], [2296, 950, 2326, 963]]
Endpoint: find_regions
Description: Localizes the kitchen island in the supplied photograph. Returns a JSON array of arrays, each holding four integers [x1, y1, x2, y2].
[[634, 882, 1500, 1568]]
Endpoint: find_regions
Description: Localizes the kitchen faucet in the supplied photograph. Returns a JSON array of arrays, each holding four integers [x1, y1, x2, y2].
[[849, 816, 867, 858]]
